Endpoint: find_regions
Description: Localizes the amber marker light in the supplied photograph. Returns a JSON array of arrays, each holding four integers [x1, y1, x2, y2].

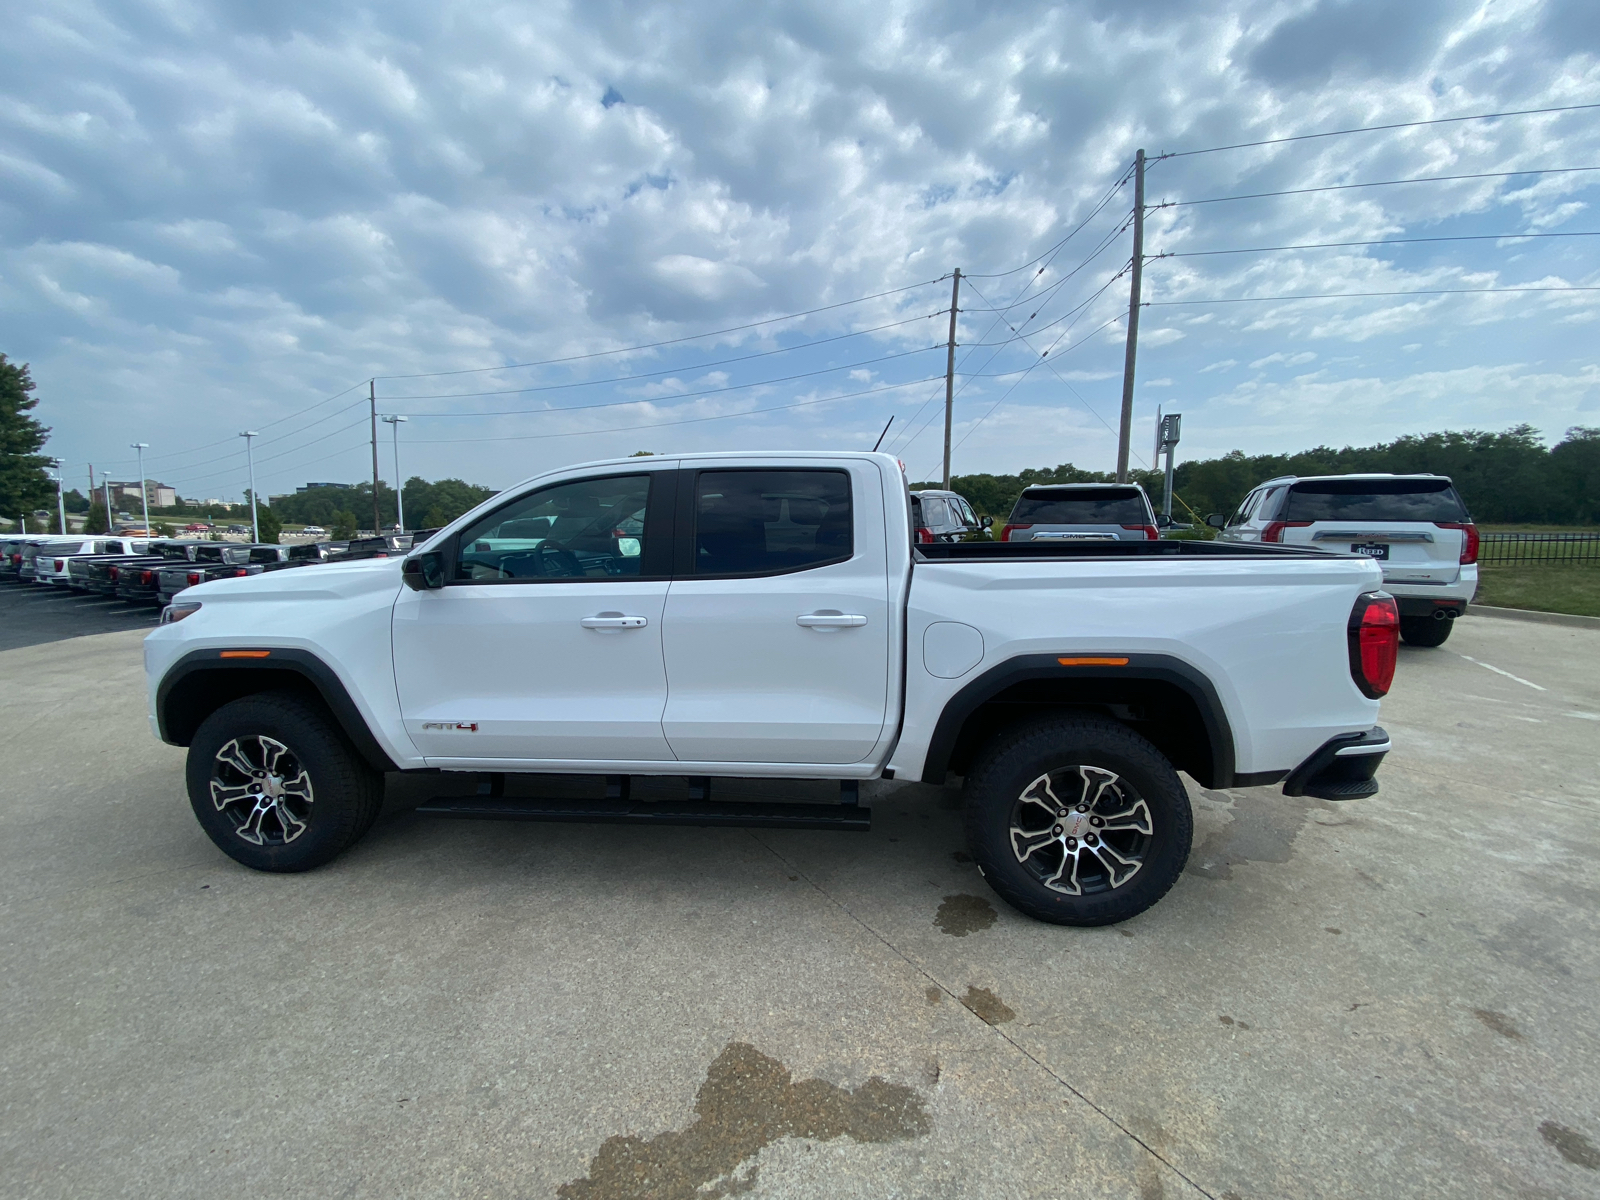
[[219, 650, 272, 659], [1057, 656, 1130, 666]]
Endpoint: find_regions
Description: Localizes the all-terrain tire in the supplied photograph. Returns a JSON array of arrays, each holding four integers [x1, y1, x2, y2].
[[186, 691, 383, 872], [1399, 615, 1454, 647], [963, 716, 1193, 926]]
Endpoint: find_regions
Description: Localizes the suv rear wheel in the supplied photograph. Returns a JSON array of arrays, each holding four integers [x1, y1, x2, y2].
[[185, 691, 383, 872], [1399, 615, 1453, 647], [963, 716, 1192, 926]]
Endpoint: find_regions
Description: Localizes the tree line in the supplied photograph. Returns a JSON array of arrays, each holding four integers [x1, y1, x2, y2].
[[923, 425, 1600, 527]]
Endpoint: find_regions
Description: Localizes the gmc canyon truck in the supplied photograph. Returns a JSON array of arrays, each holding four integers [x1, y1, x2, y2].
[[144, 452, 1396, 926]]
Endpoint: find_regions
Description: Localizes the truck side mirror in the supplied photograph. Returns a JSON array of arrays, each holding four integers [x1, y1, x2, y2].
[[402, 551, 446, 591], [1205, 513, 1227, 529], [980, 516, 994, 529], [1155, 514, 1173, 529]]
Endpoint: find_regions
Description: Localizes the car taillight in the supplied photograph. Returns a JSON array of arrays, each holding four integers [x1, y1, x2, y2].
[[1262, 520, 1312, 543], [109, 567, 120, 580], [1122, 524, 1160, 540], [999, 523, 1031, 542], [1348, 592, 1399, 699], [1435, 521, 1478, 565], [187, 572, 201, 586], [140, 570, 153, 584], [915, 527, 934, 544], [55, 560, 65, 571]]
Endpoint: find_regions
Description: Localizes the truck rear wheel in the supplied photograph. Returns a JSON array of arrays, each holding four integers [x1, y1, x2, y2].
[[185, 691, 383, 872], [1399, 615, 1453, 647], [963, 716, 1192, 926]]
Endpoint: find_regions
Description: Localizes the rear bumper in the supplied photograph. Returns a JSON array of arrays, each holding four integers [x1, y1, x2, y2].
[[1283, 726, 1389, 801]]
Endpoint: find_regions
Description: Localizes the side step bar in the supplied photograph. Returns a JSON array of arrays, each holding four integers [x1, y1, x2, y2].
[[417, 778, 871, 832]]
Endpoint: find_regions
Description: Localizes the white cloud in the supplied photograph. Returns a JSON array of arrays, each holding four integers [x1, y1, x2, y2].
[[1249, 350, 1318, 369]]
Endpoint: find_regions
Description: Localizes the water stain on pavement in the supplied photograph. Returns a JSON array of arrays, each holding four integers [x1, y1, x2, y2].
[[1539, 1120, 1600, 1169], [961, 986, 1015, 1026], [1187, 790, 1315, 880], [1473, 1009, 1524, 1040], [935, 893, 997, 936], [558, 1042, 930, 1199]]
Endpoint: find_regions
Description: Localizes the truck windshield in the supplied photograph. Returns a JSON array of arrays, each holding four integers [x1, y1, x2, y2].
[[1011, 488, 1147, 524], [1283, 479, 1467, 522]]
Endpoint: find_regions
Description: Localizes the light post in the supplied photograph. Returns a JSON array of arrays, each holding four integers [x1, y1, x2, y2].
[[240, 431, 259, 542], [381, 415, 407, 530], [50, 458, 66, 534], [130, 442, 150, 534], [1155, 412, 1182, 522]]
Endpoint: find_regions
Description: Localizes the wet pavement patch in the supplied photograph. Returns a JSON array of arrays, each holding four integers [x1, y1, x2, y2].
[[559, 1042, 930, 1199], [1539, 1120, 1600, 1169], [1218, 1015, 1251, 1030], [1472, 1008, 1524, 1040], [1186, 791, 1315, 881], [960, 986, 1015, 1026], [934, 893, 997, 937]]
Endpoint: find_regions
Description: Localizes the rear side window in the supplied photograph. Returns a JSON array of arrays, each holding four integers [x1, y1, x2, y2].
[[691, 469, 852, 575], [1011, 487, 1149, 524], [1284, 479, 1467, 522]]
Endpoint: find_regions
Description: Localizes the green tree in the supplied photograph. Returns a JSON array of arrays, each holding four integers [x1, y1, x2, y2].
[[85, 500, 111, 534], [0, 355, 53, 524], [331, 510, 359, 539], [256, 506, 282, 544], [63, 488, 89, 513]]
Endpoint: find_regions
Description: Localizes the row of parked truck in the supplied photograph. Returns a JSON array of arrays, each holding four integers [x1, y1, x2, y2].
[[0, 532, 432, 610]]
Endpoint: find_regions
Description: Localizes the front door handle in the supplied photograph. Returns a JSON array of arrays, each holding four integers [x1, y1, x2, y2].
[[796, 611, 867, 629], [581, 613, 649, 629]]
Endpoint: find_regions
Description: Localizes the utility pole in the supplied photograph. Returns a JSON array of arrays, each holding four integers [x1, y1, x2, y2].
[[382, 414, 408, 530], [131, 442, 150, 533], [240, 431, 259, 542], [941, 268, 962, 490], [369, 380, 382, 535], [1116, 148, 1146, 484]]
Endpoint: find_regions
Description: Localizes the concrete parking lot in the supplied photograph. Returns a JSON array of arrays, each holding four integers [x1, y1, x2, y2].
[[2, 611, 1597, 1199]]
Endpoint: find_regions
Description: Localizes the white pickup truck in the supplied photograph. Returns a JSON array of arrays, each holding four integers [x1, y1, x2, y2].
[[144, 452, 1397, 925]]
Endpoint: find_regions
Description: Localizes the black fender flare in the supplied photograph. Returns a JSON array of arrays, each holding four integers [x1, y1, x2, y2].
[[919, 652, 1266, 789], [156, 647, 398, 773]]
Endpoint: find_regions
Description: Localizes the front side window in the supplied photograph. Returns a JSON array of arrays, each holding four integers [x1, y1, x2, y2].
[[1227, 490, 1262, 527], [954, 497, 979, 528], [692, 469, 852, 576], [455, 474, 652, 581]]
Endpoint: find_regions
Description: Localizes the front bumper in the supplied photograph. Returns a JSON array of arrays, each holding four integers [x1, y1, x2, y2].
[[1283, 726, 1389, 801]]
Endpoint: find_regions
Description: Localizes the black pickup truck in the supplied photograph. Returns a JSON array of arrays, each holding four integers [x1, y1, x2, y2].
[[156, 545, 288, 605]]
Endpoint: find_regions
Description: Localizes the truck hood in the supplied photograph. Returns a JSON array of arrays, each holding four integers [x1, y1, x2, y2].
[[180, 555, 404, 603]]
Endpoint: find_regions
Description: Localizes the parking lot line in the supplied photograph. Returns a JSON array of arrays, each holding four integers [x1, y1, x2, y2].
[[1456, 654, 1546, 691]]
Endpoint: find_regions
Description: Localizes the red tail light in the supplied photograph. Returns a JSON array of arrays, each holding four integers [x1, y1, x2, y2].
[[187, 572, 201, 586], [1348, 592, 1399, 698], [140, 570, 153, 584], [915, 527, 934, 544], [55, 560, 65, 571], [1435, 521, 1478, 565], [999, 523, 1031, 542], [1123, 524, 1160, 540], [109, 567, 120, 581], [1262, 520, 1312, 543]]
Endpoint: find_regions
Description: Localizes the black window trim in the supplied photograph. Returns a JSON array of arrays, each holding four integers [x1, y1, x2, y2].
[[442, 469, 677, 587], [673, 466, 856, 580]]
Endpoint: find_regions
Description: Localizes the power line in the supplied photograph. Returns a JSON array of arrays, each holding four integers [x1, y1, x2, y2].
[[392, 346, 943, 418], [1163, 166, 1600, 207], [1160, 101, 1600, 159], [962, 161, 1138, 281], [373, 278, 948, 382], [1161, 231, 1600, 258], [417, 375, 948, 445], [380, 315, 945, 403], [1146, 285, 1600, 305]]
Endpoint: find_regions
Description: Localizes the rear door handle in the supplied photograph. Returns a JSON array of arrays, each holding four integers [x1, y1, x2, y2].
[[796, 612, 867, 629], [581, 613, 648, 629]]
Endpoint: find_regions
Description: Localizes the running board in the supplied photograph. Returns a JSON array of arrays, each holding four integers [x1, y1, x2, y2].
[[416, 795, 871, 832]]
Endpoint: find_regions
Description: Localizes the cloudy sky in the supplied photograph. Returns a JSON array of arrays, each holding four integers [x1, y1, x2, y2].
[[3, 0, 1598, 501]]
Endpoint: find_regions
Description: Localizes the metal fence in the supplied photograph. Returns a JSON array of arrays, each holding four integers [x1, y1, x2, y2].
[[1478, 532, 1600, 565]]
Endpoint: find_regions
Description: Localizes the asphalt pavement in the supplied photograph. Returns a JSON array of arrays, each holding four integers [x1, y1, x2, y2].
[[1, 608, 1597, 1199], [0, 577, 160, 650]]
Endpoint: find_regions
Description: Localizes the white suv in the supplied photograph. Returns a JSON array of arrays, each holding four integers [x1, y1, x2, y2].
[[1209, 473, 1477, 647]]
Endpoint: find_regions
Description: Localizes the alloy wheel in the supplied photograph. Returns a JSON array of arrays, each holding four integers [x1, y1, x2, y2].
[[209, 735, 315, 845], [1008, 765, 1153, 896]]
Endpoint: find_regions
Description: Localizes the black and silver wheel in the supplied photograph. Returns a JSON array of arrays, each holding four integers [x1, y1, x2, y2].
[[1400, 614, 1453, 647], [963, 717, 1192, 926], [186, 691, 382, 872]]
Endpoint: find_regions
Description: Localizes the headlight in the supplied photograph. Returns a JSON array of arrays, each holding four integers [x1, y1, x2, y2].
[[161, 601, 202, 624]]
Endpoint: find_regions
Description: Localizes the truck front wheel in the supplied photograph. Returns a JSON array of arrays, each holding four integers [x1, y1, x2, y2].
[[963, 716, 1193, 926], [185, 691, 383, 872]]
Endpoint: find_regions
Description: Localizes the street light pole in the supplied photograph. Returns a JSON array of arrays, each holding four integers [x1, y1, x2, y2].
[[240, 431, 260, 542], [130, 443, 150, 533], [381, 415, 408, 530], [51, 458, 65, 534]]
